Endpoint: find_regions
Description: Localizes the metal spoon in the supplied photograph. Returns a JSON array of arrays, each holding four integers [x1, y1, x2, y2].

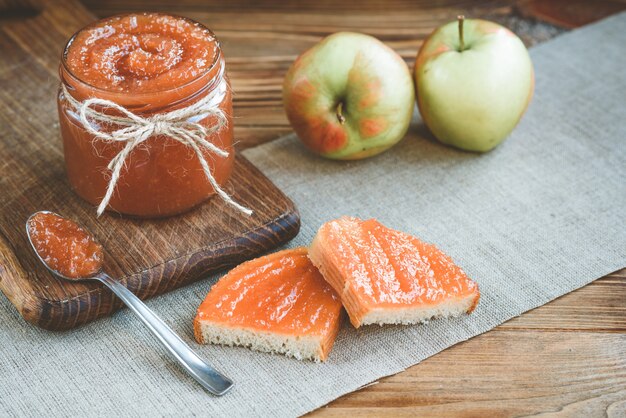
[[26, 211, 233, 396]]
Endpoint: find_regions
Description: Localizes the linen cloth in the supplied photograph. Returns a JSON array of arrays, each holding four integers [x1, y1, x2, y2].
[[1, 12, 625, 417]]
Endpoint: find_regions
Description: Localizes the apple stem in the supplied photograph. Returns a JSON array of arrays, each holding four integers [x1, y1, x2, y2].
[[458, 15, 465, 52], [336, 101, 346, 125]]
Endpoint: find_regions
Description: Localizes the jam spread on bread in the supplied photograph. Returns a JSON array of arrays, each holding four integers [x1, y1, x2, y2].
[[194, 248, 343, 361]]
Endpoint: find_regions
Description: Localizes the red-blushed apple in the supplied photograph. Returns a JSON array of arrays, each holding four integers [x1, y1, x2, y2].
[[283, 32, 415, 160], [414, 16, 534, 152]]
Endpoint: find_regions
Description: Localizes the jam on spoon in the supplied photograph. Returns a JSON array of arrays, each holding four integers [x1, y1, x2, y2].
[[27, 211, 103, 279], [26, 211, 233, 395]]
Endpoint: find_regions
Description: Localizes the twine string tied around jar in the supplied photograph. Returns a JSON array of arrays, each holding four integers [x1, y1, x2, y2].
[[61, 82, 252, 217]]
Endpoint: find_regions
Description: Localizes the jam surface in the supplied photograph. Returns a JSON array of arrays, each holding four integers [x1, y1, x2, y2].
[[28, 212, 103, 278], [65, 13, 219, 93], [319, 217, 478, 307], [196, 248, 342, 336]]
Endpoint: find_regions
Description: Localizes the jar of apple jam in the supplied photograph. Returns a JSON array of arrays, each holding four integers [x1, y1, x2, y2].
[[58, 13, 237, 218]]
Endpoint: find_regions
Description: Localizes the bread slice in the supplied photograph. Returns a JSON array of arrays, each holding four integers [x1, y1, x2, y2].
[[309, 217, 479, 328], [194, 247, 343, 362]]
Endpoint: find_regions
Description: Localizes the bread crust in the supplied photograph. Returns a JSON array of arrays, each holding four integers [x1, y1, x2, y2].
[[193, 315, 204, 344]]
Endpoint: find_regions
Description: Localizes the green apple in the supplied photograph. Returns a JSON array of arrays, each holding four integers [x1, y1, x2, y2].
[[283, 32, 414, 160], [414, 16, 534, 152]]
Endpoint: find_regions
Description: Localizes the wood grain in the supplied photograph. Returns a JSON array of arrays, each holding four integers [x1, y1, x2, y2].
[[1, 0, 623, 415], [311, 330, 626, 417], [0, 0, 300, 330]]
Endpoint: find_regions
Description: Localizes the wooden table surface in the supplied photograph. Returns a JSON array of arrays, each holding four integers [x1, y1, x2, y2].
[[3, 0, 625, 415]]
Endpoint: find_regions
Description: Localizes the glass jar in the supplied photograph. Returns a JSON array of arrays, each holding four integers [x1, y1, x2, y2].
[[57, 13, 235, 218]]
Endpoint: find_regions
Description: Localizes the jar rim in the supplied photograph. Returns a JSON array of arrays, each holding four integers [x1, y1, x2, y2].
[[60, 12, 224, 98]]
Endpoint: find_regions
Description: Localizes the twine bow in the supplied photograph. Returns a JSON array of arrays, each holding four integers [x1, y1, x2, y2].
[[61, 80, 252, 217]]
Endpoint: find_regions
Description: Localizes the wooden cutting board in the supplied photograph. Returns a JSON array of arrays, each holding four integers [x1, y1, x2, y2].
[[0, 0, 300, 330]]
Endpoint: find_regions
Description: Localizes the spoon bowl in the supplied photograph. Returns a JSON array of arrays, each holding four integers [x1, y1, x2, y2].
[[26, 210, 104, 281], [26, 210, 234, 395]]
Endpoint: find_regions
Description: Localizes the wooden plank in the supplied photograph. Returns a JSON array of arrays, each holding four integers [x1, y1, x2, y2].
[[501, 271, 626, 332], [309, 330, 626, 416], [0, 0, 300, 330], [82, 0, 516, 13]]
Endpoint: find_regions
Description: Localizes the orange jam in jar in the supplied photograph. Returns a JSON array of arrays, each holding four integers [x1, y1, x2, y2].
[[58, 13, 235, 218]]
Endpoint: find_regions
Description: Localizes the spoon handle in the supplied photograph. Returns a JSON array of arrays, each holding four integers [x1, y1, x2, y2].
[[96, 272, 233, 395]]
